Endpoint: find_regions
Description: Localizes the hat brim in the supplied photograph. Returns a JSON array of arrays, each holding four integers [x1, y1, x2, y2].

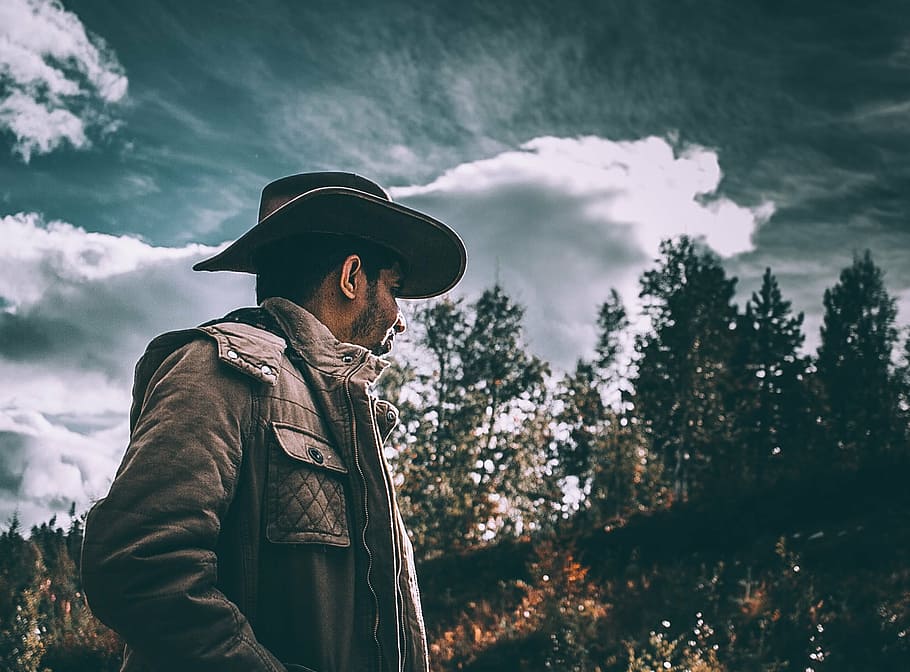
[[193, 186, 467, 299]]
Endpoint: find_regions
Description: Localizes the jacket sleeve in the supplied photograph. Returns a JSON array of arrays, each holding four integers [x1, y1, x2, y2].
[[81, 338, 285, 672]]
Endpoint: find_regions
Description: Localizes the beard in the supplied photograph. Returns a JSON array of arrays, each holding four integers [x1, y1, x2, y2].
[[350, 282, 395, 356]]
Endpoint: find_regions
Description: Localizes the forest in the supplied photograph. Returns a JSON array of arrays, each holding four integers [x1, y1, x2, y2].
[[2, 236, 909, 671]]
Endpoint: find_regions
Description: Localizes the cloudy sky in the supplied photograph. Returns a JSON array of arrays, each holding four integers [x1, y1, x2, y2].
[[2, 0, 910, 525]]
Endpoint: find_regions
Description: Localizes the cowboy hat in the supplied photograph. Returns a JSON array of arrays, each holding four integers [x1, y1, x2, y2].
[[193, 172, 467, 299]]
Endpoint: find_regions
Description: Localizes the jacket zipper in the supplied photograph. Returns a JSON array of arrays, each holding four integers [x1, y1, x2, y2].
[[369, 397, 407, 671], [344, 361, 385, 672]]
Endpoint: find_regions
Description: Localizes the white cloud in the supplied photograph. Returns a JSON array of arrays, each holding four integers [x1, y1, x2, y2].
[[0, 212, 213, 309], [0, 0, 128, 161], [0, 408, 129, 522], [0, 212, 252, 526], [394, 135, 774, 258], [0, 90, 87, 158], [392, 135, 774, 368]]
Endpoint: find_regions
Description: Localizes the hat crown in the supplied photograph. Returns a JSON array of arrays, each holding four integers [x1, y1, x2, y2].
[[194, 170, 467, 299], [258, 172, 390, 223]]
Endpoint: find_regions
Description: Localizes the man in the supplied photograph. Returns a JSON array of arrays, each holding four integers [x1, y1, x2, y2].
[[81, 172, 467, 672]]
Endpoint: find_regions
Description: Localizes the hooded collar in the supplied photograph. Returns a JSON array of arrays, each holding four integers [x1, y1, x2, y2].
[[262, 296, 389, 382]]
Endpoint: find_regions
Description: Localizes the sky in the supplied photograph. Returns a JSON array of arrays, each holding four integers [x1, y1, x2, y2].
[[2, 0, 910, 525]]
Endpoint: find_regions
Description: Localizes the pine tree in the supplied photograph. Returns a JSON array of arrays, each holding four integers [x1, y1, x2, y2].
[[455, 285, 550, 542], [384, 297, 471, 556], [390, 286, 550, 556], [731, 268, 809, 486], [592, 291, 659, 517], [0, 517, 48, 672], [896, 333, 910, 447], [554, 289, 657, 522], [556, 360, 605, 489], [0, 512, 122, 671], [634, 237, 739, 501], [816, 251, 901, 463], [595, 288, 630, 383]]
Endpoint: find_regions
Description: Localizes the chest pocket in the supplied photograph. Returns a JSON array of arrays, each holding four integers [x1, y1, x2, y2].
[[267, 422, 351, 547]]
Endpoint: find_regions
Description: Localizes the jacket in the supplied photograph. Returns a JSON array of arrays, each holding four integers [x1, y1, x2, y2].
[[81, 297, 429, 672]]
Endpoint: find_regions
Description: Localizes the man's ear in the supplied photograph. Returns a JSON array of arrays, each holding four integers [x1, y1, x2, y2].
[[339, 254, 363, 300]]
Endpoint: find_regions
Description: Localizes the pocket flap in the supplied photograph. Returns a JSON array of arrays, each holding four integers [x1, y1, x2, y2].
[[272, 422, 348, 474]]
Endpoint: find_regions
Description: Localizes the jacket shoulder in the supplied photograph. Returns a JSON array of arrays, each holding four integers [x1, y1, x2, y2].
[[196, 321, 287, 386]]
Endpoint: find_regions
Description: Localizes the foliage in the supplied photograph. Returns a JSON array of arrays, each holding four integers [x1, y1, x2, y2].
[[554, 360, 662, 524], [0, 515, 48, 672], [388, 286, 552, 557], [729, 267, 810, 486], [552, 288, 657, 523], [634, 237, 739, 501], [0, 510, 121, 672], [625, 626, 724, 672], [816, 250, 902, 462], [897, 332, 910, 445]]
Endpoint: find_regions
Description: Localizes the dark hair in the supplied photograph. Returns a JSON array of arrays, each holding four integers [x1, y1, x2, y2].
[[255, 234, 401, 305]]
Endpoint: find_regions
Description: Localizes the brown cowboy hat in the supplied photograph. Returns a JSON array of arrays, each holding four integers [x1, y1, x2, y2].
[[193, 171, 467, 299]]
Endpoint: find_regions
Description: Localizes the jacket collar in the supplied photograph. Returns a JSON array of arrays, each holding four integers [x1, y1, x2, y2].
[[262, 297, 389, 382]]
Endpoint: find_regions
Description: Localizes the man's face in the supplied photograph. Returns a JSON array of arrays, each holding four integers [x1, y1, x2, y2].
[[349, 265, 407, 356]]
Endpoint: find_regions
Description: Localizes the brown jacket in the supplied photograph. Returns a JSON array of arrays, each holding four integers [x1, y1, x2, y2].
[[82, 297, 429, 672]]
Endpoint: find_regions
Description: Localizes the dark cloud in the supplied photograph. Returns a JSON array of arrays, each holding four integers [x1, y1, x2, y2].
[[0, 263, 252, 380], [0, 432, 27, 492], [0, 312, 58, 359]]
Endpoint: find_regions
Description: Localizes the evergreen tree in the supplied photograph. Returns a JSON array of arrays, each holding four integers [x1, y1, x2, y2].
[[554, 289, 658, 522], [556, 360, 605, 490], [634, 237, 739, 501], [816, 251, 901, 463], [896, 332, 910, 447], [0, 564, 47, 672], [0, 516, 47, 672], [592, 290, 660, 517], [0, 511, 121, 672], [383, 297, 471, 556], [595, 288, 630, 382], [553, 358, 613, 522], [390, 286, 550, 556], [453, 285, 550, 541], [731, 268, 809, 486]]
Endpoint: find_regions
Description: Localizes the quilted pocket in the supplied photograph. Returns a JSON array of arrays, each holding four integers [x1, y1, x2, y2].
[[266, 422, 351, 547]]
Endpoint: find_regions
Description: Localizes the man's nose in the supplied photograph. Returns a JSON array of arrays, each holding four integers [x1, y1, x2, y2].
[[393, 311, 407, 334]]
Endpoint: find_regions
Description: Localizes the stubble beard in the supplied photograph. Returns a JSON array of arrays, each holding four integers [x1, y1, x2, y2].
[[350, 282, 394, 356]]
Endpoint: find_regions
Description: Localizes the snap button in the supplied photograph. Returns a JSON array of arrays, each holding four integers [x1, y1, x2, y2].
[[227, 350, 239, 360], [342, 355, 354, 363], [386, 410, 397, 423], [260, 365, 272, 376], [308, 446, 324, 464]]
